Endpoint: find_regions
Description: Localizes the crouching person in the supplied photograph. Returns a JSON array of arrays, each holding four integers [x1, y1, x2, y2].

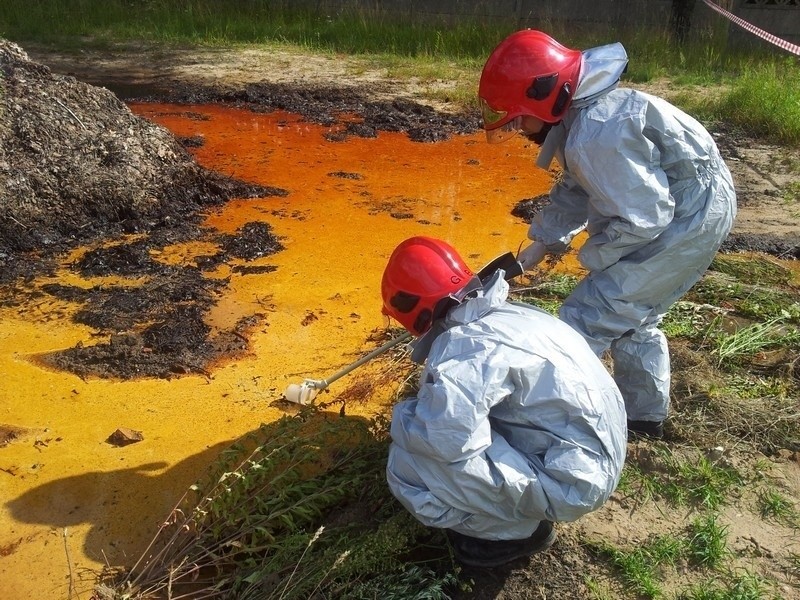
[[381, 236, 627, 568]]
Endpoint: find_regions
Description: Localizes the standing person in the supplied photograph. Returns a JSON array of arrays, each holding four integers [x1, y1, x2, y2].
[[381, 236, 626, 568], [478, 30, 737, 439]]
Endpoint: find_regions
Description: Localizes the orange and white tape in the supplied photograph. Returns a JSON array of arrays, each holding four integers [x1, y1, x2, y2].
[[701, 0, 800, 56]]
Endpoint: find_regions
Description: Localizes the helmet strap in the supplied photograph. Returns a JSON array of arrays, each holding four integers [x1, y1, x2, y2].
[[551, 83, 573, 117], [524, 122, 554, 146], [432, 296, 459, 321], [412, 296, 456, 335]]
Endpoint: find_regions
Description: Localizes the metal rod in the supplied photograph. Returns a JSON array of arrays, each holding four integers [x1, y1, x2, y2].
[[312, 331, 412, 389]]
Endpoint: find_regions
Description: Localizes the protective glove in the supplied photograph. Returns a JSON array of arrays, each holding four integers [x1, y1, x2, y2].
[[516, 241, 547, 271]]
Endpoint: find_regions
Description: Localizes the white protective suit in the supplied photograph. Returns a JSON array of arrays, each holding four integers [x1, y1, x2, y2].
[[529, 43, 737, 423], [386, 271, 626, 541]]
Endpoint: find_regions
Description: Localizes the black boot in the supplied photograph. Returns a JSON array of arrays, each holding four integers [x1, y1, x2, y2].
[[446, 520, 556, 568], [627, 419, 664, 440]]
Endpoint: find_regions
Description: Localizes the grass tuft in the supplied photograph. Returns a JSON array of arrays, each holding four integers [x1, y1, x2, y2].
[[677, 571, 767, 600], [710, 317, 800, 368], [623, 446, 743, 511], [757, 488, 800, 528], [687, 513, 729, 570], [715, 60, 800, 146]]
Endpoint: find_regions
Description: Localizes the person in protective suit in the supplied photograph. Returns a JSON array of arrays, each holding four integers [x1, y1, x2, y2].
[[381, 236, 627, 568], [478, 30, 737, 439]]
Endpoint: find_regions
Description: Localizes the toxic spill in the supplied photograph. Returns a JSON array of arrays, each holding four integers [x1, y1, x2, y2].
[[0, 103, 570, 598]]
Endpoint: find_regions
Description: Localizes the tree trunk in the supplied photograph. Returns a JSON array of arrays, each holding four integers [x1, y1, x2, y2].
[[671, 0, 697, 45]]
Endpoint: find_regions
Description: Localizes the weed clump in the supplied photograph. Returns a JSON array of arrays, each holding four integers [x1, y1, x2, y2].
[[95, 407, 455, 599]]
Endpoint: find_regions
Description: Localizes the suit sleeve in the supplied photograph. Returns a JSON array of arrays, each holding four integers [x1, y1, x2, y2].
[[527, 171, 589, 253]]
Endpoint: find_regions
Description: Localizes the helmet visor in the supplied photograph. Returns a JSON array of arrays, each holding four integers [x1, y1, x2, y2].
[[479, 96, 508, 128], [485, 116, 522, 144]]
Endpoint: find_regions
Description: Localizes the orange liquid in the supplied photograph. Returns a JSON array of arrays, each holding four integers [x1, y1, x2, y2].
[[0, 104, 570, 598]]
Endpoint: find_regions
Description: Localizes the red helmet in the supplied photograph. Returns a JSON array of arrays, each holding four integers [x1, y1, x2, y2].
[[479, 30, 582, 133], [381, 237, 474, 336]]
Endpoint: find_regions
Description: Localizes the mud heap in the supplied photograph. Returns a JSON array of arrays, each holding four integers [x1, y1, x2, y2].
[[0, 38, 269, 283], [0, 39, 288, 380]]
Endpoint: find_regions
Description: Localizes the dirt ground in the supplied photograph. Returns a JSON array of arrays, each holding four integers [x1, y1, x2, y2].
[[2, 39, 799, 599]]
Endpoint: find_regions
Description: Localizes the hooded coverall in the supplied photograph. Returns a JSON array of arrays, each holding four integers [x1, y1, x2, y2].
[[529, 43, 737, 424], [386, 271, 626, 541]]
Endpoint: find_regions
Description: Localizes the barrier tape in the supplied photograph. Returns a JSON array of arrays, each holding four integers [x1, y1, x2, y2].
[[701, 0, 800, 56]]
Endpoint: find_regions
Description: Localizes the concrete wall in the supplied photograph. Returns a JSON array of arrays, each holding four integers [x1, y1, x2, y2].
[[732, 0, 800, 45]]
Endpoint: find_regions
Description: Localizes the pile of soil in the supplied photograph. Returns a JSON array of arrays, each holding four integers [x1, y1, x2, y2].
[[0, 39, 286, 378], [0, 39, 274, 282]]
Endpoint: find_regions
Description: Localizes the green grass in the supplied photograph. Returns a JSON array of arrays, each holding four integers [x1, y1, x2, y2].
[[622, 445, 744, 510], [709, 256, 793, 288], [616, 462, 662, 506], [94, 408, 457, 600], [585, 577, 617, 600], [786, 554, 800, 585], [595, 518, 771, 600], [592, 517, 785, 600], [711, 60, 800, 146], [712, 373, 792, 401], [673, 457, 741, 510], [0, 0, 511, 57], [710, 317, 800, 367], [597, 525, 728, 600], [600, 535, 684, 599], [677, 571, 767, 600], [687, 514, 729, 570], [514, 273, 581, 315], [758, 488, 800, 528], [662, 301, 717, 339], [688, 272, 800, 325], [783, 181, 800, 209], [674, 57, 800, 146]]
